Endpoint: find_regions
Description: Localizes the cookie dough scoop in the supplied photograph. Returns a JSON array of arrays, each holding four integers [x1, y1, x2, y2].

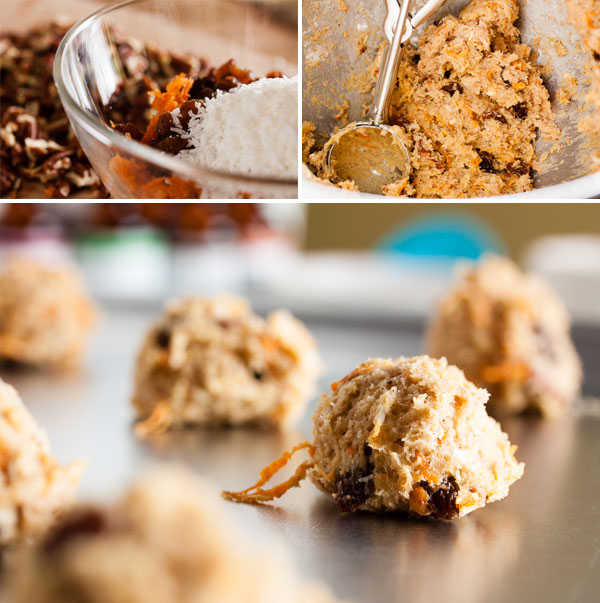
[[323, 0, 447, 194]]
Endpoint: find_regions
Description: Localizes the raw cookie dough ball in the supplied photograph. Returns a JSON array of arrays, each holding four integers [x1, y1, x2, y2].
[[427, 256, 582, 418], [0, 379, 82, 546], [7, 468, 338, 603], [0, 258, 95, 370], [132, 296, 321, 431], [310, 356, 524, 519]]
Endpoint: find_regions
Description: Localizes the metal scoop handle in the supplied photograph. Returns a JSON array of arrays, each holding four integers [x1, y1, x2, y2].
[[368, 0, 411, 124], [384, 0, 448, 44]]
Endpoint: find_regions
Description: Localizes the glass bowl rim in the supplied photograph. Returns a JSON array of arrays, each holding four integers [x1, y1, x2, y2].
[[53, 0, 298, 188]]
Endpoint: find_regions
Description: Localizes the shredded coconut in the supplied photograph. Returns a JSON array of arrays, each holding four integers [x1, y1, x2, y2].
[[173, 76, 297, 179]]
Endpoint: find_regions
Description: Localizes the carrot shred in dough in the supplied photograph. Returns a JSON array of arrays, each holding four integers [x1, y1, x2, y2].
[[222, 441, 315, 504], [134, 401, 174, 437]]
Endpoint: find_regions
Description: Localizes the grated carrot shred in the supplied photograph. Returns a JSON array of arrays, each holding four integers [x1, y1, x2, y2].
[[141, 73, 194, 144], [222, 441, 314, 504], [134, 401, 174, 437]]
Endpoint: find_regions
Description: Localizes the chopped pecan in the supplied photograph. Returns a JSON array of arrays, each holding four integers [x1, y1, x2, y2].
[[505, 160, 529, 176]]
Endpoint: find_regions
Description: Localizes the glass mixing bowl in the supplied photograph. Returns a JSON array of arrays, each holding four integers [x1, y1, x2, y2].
[[54, 0, 298, 199]]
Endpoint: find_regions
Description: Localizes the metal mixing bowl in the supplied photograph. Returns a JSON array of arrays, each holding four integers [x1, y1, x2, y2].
[[302, 0, 600, 198]]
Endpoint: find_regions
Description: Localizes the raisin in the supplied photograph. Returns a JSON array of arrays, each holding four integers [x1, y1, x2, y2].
[[177, 100, 201, 130], [156, 136, 188, 154], [334, 445, 374, 512], [444, 69, 452, 79], [510, 102, 528, 119], [441, 82, 463, 96], [477, 150, 497, 173], [505, 160, 529, 176], [42, 509, 106, 555], [252, 369, 264, 381], [417, 476, 459, 520], [482, 110, 507, 124], [412, 54, 421, 65], [155, 328, 171, 349], [594, 51, 600, 62], [155, 112, 174, 140], [114, 122, 143, 140]]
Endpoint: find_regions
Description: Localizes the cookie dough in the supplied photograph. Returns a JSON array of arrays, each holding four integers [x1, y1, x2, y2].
[[309, 356, 523, 518], [7, 468, 337, 603], [0, 379, 82, 546], [567, 0, 600, 171], [427, 256, 582, 418], [306, 0, 559, 197], [0, 258, 95, 370], [132, 296, 321, 433]]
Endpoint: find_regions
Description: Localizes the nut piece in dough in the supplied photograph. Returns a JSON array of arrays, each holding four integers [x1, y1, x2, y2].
[[310, 356, 524, 519], [427, 256, 582, 418], [0, 258, 95, 370], [7, 468, 339, 603], [0, 378, 83, 546], [132, 296, 322, 433]]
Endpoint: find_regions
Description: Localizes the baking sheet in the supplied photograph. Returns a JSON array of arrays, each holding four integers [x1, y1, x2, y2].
[[3, 305, 599, 603]]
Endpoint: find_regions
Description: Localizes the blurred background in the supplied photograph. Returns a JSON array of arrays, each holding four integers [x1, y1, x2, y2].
[[1, 202, 599, 321]]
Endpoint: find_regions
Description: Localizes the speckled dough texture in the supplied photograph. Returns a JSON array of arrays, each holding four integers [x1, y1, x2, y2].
[[132, 296, 321, 430], [6, 469, 338, 603], [310, 356, 524, 519], [0, 258, 95, 369], [567, 0, 600, 170], [307, 0, 559, 197], [427, 256, 582, 418], [0, 379, 82, 546]]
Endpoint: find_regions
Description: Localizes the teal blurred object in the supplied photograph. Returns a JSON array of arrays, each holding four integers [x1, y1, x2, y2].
[[377, 212, 506, 261]]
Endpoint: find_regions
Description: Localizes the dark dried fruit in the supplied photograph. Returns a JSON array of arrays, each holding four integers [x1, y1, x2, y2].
[[510, 102, 528, 119], [155, 328, 171, 349], [252, 369, 265, 381], [412, 54, 421, 65], [334, 445, 374, 512], [441, 82, 463, 96], [155, 112, 175, 140], [114, 122, 143, 141], [593, 51, 600, 62], [505, 160, 529, 176], [477, 150, 497, 174], [444, 69, 452, 79], [482, 110, 507, 124], [42, 509, 106, 555], [176, 100, 201, 131], [156, 136, 188, 154], [417, 476, 459, 520]]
